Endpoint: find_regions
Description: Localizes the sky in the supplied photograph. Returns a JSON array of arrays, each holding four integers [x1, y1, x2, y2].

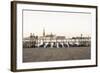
[[23, 10, 92, 38]]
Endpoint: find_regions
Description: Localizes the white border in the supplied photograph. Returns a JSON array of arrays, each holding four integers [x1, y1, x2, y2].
[[17, 3, 96, 69]]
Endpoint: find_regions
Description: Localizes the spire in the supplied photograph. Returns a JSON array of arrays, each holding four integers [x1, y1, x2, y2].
[[43, 27, 45, 36]]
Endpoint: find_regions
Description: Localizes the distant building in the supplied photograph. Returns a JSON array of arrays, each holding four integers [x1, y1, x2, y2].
[[23, 28, 91, 48]]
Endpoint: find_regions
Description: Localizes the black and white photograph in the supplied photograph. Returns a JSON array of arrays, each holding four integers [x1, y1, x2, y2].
[[11, 1, 97, 72], [23, 9, 91, 62]]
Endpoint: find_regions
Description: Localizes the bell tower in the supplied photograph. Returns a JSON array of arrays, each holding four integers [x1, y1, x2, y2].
[[43, 28, 45, 37]]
